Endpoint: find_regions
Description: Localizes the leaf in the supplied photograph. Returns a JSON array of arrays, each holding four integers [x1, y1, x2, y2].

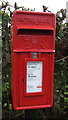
[[4, 103, 7, 107], [9, 104, 12, 109]]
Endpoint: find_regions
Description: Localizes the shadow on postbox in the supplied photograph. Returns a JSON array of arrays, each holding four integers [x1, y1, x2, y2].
[[11, 11, 56, 110]]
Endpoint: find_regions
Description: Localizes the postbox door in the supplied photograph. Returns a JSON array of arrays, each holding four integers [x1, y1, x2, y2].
[[13, 52, 54, 108]]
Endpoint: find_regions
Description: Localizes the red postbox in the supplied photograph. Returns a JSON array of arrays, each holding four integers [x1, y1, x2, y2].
[[11, 11, 56, 110]]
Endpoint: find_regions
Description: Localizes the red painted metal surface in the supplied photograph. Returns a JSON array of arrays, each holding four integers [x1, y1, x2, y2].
[[11, 11, 56, 110]]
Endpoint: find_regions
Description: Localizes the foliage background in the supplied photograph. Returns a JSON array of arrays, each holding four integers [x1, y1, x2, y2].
[[1, 0, 68, 119]]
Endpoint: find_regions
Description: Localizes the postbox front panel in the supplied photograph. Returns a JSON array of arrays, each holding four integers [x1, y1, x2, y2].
[[11, 11, 56, 110]]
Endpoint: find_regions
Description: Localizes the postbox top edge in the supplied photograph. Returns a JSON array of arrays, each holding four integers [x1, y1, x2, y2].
[[13, 10, 55, 17]]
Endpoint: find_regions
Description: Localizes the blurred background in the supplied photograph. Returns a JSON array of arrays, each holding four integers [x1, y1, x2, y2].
[[0, 0, 68, 119]]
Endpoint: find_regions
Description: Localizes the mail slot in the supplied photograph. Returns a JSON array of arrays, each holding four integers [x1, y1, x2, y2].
[[11, 11, 56, 110]]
